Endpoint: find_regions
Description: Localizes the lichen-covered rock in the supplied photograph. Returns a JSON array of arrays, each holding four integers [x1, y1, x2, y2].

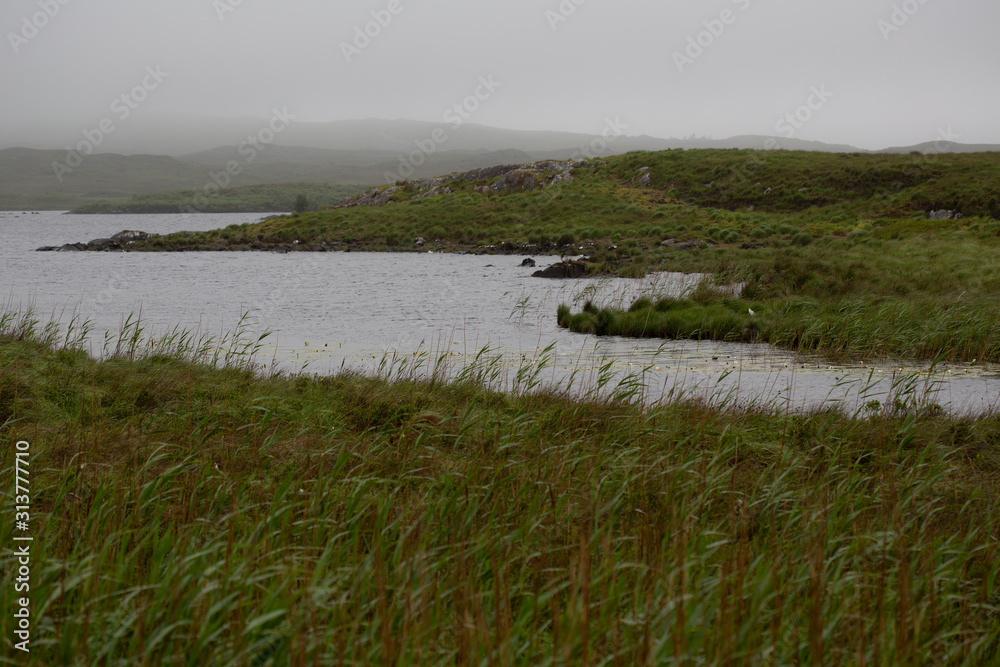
[[491, 169, 539, 193]]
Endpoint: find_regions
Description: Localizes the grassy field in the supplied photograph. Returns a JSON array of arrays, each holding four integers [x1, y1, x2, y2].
[[0, 310, 999, 665], [70, 182, 365, 214], [124, 149, 1000, 364]]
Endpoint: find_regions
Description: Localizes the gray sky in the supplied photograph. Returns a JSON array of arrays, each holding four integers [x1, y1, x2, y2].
[[3, 0, 998, 150]]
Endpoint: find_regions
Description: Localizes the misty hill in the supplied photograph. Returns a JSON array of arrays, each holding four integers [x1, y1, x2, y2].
[[880, 141, 1000, 154], [1, 115, 868, 158], [4, 117, 1000, 211], [71, 182, 364, 215]]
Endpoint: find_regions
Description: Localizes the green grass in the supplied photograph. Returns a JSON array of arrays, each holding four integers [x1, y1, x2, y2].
[[1, 310, 999, 664], [558, 230, 1000, 363]]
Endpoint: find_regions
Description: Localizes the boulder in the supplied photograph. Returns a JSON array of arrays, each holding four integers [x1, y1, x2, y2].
[[35, 246, 58, 252], [639, 173, 652, 186], [57, 243, 84, 252], [111, 230, 153, 242], [414, 237, 426, 246], [491, 169, 539, 193], [532, 260, 589, 279], [520, 258, 536, 267], [929, 209, 961, 220]]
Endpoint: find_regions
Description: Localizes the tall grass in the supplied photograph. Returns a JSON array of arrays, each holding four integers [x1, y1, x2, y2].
[[1, 311, 998, 664]]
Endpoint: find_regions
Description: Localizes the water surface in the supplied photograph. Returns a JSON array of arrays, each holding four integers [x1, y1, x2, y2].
[[3, 211, 998, 414]]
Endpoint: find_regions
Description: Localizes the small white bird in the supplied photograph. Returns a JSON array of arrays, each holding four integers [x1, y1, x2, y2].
[[748, 308, 756, 316]]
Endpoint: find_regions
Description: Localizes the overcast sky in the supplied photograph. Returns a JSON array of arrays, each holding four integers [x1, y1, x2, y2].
[[3, 0, 998, 150]]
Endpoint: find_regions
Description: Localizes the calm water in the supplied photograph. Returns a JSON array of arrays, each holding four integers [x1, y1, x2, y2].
[[3, 210, 999, 414]]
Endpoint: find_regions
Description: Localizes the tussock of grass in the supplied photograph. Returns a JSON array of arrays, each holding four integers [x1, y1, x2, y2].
[[1, 313, 998, 664]]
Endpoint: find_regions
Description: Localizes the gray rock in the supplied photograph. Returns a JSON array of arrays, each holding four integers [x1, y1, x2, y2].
[[929, 209, 961, 220], [639, 173, 651, 186], [35, 246, 58, 252], [638, 166, 650, 173], [414, 237, 426, 246], [58, 243, 84, 252], [520, 258, 536, 267], [491, 169, 539, 193], [532, 260, 589, 279], [111, 230, 153, 242], [456, 164, 532, 182]]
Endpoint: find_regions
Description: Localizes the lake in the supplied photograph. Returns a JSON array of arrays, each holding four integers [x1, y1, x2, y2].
[[3, 210, 999, 414]]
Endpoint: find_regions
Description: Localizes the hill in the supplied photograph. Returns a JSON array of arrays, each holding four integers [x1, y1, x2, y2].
[[70, 182, 365, 214], [6, 114, 1000, 211]]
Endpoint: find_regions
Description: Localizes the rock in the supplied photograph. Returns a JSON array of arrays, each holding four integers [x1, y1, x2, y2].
[[414, 237, 425, 246], [929, 209, 961, 220], [638, 166, 650, 173], [520, 258, 536, 267], [111, 230, 153, 242], [57, 243, 84, 252], [456, 164, 532, 182], [639, 173, 651, 186], [344, 186, 402, 207], [35, 246, 58, 252], [532, 260, 589, 279], [87, 238, 117, 248], [491, 169, 539, 193]]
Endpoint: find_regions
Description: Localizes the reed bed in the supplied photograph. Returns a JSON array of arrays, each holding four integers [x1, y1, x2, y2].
[[1, 311, 998, 665]]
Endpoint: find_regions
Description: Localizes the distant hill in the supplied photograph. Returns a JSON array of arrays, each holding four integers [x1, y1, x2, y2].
[[71, 182, 364, 214], [3, 117, 999, 210], [881, 141, 1000, 154]]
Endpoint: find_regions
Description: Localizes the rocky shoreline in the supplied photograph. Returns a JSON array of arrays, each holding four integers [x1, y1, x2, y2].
[[36, 228, 607, 279]]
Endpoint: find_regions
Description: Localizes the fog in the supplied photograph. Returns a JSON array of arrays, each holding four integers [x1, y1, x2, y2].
[[3, 0, 998, 152]]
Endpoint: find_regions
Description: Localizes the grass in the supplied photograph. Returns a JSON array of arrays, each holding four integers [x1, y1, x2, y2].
[[1, 310, 999, 664], [557, 231, 1000, 364]]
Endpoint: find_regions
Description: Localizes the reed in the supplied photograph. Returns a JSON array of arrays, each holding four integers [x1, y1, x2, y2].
[[1, 309, 998, 665]]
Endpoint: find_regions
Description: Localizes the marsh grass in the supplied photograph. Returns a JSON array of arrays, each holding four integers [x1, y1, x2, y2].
[[1, 310, 999, 665]]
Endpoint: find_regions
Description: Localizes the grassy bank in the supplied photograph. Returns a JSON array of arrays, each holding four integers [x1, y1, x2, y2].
[[1, 311, 999, 664], [557, 231, 1000, 363]]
